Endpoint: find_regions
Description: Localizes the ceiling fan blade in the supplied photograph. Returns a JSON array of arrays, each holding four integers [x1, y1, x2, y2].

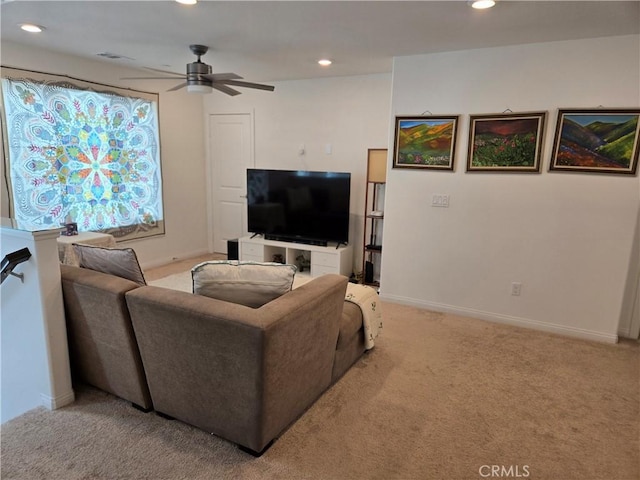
[[211, 83, 242, 96], [121, 76, 186, 80], [218, 79, 275, 92], [202, 73, 243, 82], [146, 67, 182, 75], [167, 82, 188, 92]]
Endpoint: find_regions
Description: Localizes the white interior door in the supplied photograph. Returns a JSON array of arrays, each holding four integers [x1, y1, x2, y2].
[[209, 113, 253, 253]]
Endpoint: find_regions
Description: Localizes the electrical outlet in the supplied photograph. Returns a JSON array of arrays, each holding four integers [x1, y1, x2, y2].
[[511, 282, 522, 296]]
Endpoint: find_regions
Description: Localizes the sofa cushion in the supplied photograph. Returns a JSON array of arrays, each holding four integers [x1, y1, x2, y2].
[[191, 260, 296, 308], [73, 244, 146, 286]]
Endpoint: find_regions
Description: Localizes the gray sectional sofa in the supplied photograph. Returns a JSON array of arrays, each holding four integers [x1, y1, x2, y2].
[[60, 264, 367, 455]]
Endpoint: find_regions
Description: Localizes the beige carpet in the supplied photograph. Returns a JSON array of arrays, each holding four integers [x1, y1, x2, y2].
[[148, 270, 193, 291], [2, 295, 638, 479]]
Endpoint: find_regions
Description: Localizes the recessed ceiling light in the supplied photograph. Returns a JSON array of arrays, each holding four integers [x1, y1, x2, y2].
[[470, 0, 496, 9], [175, 0, 197, 5], [20, 23, 45, 33], [318, 59, 332, 67]]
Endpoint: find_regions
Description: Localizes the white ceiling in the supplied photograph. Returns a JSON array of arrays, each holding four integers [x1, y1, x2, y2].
[[1, 1, 638, 83]]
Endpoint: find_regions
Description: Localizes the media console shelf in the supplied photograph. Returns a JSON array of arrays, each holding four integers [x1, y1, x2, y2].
[[239, 236, 353, 278]]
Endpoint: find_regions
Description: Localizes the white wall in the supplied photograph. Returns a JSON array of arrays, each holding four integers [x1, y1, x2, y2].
[[0, 42, 210, 268], [619, 205, 640, 338], [203, 73, 392, 270], [381, 35, 640, 342]]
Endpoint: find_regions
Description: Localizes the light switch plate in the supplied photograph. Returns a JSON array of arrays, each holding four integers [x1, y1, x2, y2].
[[432, 194, 450, 207]]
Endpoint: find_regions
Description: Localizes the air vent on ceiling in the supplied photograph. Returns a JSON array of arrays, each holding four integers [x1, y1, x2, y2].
[[96, 52, 134, 60]]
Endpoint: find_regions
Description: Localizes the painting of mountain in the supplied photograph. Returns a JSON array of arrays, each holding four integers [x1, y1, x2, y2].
[[393, 116, 459, 170], [467, 113, 546, 172], [550, 110, 640, 174]]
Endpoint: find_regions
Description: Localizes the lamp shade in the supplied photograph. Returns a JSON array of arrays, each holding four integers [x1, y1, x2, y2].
[[367, 149, 387, 183]]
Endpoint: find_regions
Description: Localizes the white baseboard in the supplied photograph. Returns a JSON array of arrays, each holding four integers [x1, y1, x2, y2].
[[618, 325, 632, 339], [140, 248, 213, 270], [379, 293, 619, 344], [41, 390, 75, 411]]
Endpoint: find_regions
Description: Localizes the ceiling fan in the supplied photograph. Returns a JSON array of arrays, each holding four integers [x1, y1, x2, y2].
[[122, 44, 275, 96]]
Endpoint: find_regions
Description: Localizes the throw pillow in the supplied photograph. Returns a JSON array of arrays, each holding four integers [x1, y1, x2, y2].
[[191, 260, 296, 308], [73, 244, 146, 286]]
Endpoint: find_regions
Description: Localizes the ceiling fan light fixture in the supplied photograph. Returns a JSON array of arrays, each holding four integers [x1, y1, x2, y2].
[[318, 59, 332, 67], [187, 84, 212, 94], [20, 23, 45, 33], [470, 0, 496, 9]]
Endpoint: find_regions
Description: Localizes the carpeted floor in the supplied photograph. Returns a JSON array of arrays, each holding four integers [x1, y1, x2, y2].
[[2, 285, 638, 479]]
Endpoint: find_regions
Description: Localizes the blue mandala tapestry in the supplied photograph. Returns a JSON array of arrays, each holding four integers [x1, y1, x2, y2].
[[2, 76, 164, 240]]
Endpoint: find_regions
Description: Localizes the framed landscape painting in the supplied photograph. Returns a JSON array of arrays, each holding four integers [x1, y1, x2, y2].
[[549, 109, 640, 175], [392, 116, 459, 170], [466, 112, 546, 172]]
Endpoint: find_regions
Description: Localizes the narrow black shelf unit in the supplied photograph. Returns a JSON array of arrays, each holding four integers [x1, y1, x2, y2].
[[362, 149, 387, 287]]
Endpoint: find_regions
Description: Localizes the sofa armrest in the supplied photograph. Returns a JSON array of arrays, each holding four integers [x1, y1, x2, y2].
[[125, 273, 347, 453], [257, 275, 348, 444]]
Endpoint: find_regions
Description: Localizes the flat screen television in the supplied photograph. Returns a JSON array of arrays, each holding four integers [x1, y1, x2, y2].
[[247, 169, 351, 246]]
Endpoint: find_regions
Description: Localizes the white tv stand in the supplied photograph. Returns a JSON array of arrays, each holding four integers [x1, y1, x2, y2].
[[239, 236, 353, 278]]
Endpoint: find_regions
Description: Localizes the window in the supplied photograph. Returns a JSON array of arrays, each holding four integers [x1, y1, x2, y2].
[[1, 70, 164, 241]]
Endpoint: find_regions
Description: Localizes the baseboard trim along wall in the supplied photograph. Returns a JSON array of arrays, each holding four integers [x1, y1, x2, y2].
[[380, 293, 619, 344], [40, 390, 75, 411]]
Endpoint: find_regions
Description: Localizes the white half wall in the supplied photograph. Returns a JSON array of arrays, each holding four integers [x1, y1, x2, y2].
[[1, 224, 74, 423], [381, 35, 640, 342], [0, 42, 210, 269], [203, 73, 392, 272]]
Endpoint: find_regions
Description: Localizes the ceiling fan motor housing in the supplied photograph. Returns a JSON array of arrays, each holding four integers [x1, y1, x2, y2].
[[122, 44, 272, 95], [187, 61, 213, 86]]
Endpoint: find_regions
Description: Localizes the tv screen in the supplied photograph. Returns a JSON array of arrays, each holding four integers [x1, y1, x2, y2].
[[247, 169, 351, 246]]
